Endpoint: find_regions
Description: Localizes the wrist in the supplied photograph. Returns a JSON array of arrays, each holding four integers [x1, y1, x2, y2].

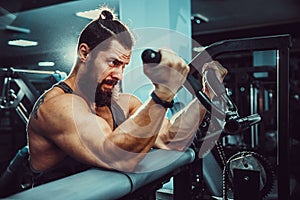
[[151, 91, 174, 108], [154, 85, 175, 102]]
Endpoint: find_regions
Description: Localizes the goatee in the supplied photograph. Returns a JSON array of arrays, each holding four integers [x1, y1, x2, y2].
[[95, 79, 118, 107]]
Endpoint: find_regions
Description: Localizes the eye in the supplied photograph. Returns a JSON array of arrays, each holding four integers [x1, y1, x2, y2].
[[109, 59, 123, 68], [108, 60, 116, 67]]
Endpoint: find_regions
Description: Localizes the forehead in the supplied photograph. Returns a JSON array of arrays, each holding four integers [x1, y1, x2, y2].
[[97, 39, 132, 64]]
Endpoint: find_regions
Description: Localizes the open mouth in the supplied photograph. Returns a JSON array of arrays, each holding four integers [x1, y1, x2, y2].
[[103, 83, 114, 89], [101, 79, 118, 90]]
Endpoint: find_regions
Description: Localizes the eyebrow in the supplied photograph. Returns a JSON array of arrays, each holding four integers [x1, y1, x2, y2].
[[115, 59, 124, 65], [114, 56, 130, 64], [109, 57, 128, 66]]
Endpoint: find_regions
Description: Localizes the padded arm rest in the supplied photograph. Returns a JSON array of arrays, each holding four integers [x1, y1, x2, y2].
[[6, 148, 195, 200], [123, 148, 195, 192], [6, 169, 132, 200]]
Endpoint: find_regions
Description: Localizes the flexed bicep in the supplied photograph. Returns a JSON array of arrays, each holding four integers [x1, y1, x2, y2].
[[44, 94, 166, 172], [36, 95, 114, 169]]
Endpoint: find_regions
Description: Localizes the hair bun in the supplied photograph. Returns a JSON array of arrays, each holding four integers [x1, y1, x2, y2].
[[100, 9, 114, 20]]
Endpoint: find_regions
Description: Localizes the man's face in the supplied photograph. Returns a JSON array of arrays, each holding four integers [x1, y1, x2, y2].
[[78, 39, 131, 106]]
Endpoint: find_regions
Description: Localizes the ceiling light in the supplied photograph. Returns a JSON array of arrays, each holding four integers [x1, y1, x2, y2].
[[193, 46, 207, 52], [76, 9, 118, 20], [191, 13, 209, 24], [38, 61, 55, 67], [76, 9, 101, 20], [5, 25, 30, 34], [8, 39, 38, 47]]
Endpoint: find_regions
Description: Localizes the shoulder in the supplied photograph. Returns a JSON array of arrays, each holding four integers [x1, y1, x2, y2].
[[29, 91, 91, 133], [40, 90, 88, 113], [43, 93, 91, 119]]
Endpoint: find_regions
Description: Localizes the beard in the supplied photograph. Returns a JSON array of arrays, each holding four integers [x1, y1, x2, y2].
[[95, 79, 118, 107]]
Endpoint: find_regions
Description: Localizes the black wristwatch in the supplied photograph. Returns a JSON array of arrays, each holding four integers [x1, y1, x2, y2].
[[151, 91, 174, 108]]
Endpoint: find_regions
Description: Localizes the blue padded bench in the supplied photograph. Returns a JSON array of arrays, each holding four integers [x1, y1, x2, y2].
[[4, 148, 195, 200]]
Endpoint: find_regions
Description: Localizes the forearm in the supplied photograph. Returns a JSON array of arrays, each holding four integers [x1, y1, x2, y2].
[[156, 98, 207, 150], [102, 98, 167, 170]]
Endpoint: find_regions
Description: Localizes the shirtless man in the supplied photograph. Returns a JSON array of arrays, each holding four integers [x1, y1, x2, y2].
[[26, 7, 227, 185]]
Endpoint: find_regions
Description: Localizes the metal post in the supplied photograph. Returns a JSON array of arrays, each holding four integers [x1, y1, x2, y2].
[[277, 48, 290, 199], [250, 83, 259, 148], [174, 165, 192, 200]]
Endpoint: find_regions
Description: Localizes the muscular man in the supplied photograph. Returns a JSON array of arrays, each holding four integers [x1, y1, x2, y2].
[[27, 7, 227, 185]]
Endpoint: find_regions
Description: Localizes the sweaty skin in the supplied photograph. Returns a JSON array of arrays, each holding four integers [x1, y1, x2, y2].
[[27, 39, 227, 173]]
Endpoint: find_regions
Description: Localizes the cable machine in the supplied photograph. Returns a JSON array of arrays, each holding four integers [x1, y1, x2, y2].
[[192, 34, 291, 199], [143, 34, 291, 199]]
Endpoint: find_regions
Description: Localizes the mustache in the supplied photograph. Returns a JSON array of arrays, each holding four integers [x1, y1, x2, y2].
[[101, 79, 118, 86]]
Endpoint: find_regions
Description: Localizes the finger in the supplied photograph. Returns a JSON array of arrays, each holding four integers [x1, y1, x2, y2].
[[203, 61, 228, 81], [182, 64, 190, 78], [179, 57, 188, 73], [213, 61, 228, 75], [202, 61, 216, 75]]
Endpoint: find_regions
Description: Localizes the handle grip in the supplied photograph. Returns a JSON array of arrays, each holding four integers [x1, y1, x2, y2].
[[141, 49, 261, 135], [141, 49, 161, 64], [141, 48, 224, 118], [224, 113, 262, 135], [141, 49, 225, 96]]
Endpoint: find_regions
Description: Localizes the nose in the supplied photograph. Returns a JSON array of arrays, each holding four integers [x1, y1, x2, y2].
[[111, 66, 123, 80]]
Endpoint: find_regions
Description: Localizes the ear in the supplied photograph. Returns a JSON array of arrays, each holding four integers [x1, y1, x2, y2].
[[78, 43, 90, 62]]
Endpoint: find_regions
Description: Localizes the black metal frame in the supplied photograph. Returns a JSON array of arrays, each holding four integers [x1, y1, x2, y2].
[[191, 34, 292, 199], [0, 68, 66, 124]]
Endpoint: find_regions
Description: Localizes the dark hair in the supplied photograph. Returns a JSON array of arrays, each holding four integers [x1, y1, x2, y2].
[[78, 7, 134, 51]]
